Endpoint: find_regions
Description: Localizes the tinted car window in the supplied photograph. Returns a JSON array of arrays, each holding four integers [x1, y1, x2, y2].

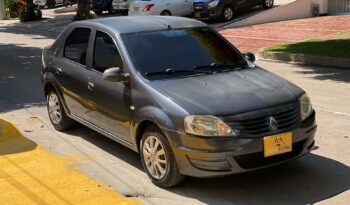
[[121, 27, 246, 80], [93, 31, 123, 73], [64, 28, 91, 66]]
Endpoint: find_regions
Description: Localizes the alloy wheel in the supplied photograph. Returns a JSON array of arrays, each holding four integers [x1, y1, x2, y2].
[[142, 135, 168, 179], [265, 0, 273, 7], [224, 7, 234, 20], [48, 93, 62, 125]]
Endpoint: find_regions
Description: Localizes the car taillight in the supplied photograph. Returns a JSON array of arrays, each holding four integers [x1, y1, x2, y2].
[[143, 3, 154, 11]]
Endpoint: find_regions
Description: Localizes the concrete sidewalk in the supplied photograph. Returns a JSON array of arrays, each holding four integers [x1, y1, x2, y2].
[[220, 15, 350, 52], [0, 117, 140, 205]]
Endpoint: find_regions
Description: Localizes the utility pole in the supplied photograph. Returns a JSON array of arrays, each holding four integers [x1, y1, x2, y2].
[[0, 0, 6, 20]]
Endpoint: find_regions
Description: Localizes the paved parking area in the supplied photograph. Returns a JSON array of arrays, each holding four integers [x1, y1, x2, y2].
[[220, 15, 350, 52]]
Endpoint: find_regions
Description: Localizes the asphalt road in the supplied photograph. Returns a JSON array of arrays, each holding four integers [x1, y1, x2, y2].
[[1, 13, 350, 204]]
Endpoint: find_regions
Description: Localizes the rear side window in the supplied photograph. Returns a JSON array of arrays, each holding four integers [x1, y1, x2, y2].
[[93, 31, 123, 73], [64, 28, 91, 66]]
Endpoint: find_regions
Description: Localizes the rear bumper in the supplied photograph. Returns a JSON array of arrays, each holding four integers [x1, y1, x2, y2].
[[163, 111, 317, 177]]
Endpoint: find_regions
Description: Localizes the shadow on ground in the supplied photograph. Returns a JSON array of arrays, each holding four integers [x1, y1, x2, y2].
[[65, 126, 143, 171], [295, 64, 350, 83], [0, 15, 72, 39], [169, 154, 350, 204], [64, 124, 350, 205], [0, 44, 46, 112]]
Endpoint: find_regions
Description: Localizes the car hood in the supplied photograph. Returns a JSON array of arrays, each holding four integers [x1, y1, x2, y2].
[[149, 67, 304, 116]]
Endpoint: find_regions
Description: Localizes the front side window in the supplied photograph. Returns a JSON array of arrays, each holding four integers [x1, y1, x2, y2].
[[64, 28, 91, 66], [93, 31, 123, 73], [121, 27, 247, 80]]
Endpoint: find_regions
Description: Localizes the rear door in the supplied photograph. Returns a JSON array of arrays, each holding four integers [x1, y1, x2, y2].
[[181, 0, 193, 16], [236, 0, 258, 9], [56, 27, 91, 121], [85, 30, 133, 144]]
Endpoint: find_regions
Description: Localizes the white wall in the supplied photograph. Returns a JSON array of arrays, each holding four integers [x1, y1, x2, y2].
[[225, 0, 326, 28]]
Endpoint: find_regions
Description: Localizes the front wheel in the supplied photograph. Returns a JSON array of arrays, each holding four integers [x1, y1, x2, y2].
[[262, 0, 274, 9], [47, 91, 75, 131], [222, 6, 234, 21], [140, 127, 184, 188]]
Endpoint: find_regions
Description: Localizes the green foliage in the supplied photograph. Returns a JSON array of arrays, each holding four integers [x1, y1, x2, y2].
[[265, 39, 350, 59], [19, 3, 42, 22], [5, 0, 23, 17]]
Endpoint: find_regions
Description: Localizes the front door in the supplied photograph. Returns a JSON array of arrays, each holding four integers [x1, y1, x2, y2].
[[57, 27, 91, 121], [86, 30, 133, 144]]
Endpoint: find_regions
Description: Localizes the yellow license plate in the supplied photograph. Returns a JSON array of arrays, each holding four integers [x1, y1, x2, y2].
[[195, 12, 201, 18], [264, 132, 292, 157]]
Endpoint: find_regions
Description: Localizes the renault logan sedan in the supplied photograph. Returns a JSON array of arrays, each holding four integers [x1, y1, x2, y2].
[[41, 16, 317, 188]]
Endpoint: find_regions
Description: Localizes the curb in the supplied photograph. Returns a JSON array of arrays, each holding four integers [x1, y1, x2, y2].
[[0, 117, 22, 139], [258, 50, 350, 69]]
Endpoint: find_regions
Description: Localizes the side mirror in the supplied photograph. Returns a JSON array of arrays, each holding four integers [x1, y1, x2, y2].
[[243, 52, 256, 62], [103, 67, 128, 83]]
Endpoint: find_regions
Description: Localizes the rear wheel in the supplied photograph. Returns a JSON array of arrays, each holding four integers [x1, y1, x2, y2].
[[160, 10, 171, 16], [262, 0, 274, 9], [47, 91, 75, 131], [222, 6, 234, 21], [140, 127, 184, 188], [94, 10, 103, 15], [46, 0, 56, 9]]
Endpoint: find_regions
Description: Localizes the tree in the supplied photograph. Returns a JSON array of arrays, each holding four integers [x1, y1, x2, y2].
[[0, 0, 6, 20], [74, 0, 92, 21]]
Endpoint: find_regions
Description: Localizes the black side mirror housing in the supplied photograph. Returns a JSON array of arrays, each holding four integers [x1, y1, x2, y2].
[[243, 52, 256, 62], [103, 67, 129, 83]]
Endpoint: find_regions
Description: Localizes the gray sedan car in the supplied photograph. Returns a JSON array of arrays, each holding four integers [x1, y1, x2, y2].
[[41, 16, 317, 188]]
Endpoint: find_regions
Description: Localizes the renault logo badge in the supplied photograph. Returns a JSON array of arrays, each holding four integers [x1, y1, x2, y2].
[[268, 116, 278, 131]]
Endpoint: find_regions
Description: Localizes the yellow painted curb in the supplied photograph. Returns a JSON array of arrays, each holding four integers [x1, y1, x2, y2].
[[0, 117, 141, 205]]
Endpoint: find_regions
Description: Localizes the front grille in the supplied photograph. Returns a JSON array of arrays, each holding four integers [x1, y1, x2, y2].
[[224, 103, 300, 136], [233, 139, 307, 169]]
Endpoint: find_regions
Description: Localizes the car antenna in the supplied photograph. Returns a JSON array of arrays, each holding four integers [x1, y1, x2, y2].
[[167, 24, 172, 29]]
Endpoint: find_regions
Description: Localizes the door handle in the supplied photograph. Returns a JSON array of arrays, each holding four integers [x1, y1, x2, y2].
[[56, 67, 62, 75], [87, 82, 94, 90]]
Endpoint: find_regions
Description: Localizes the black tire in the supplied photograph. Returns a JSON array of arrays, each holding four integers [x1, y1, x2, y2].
[[160, 10, 171, 16], [46, 0, 56, 9], [222, 5, 234, 21], [108, 7, 114, 14], [47, 90, 75, 131], [94, 10, 103, 15], [261, 0, 274, 9], [140, 126, 184, 188]]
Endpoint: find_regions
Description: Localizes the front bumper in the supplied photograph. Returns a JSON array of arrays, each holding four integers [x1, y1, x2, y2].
[[193, 4, 222, 20], [163, 111, 317, 177]]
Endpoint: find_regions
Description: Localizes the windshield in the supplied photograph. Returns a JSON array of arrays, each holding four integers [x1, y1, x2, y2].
[[121, 27, 247, 80]]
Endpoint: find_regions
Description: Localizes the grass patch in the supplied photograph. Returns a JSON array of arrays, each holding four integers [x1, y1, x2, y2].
[[337, 30, 350, 36], [265, 39, 350, 59]]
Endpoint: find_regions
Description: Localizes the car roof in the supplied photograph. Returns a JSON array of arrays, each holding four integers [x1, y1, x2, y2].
[[76, 16, 207, 34]]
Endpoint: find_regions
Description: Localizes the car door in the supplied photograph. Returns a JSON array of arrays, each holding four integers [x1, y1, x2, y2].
[[236, 0, 260, 9], [55, 27, 91, 121], [181, 0, 193, 16], [85, 30, 133, 144], [164, 0, 182, 16]]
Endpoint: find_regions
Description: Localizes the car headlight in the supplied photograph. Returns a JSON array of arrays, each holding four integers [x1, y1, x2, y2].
[[208, 0, 219, 9], [300, 93, 313, 121], [184, 115, 239, 136]]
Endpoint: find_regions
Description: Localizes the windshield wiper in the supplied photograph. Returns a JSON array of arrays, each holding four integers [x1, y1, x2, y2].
[[145, 68, 212, 76], [193, 63, 248, 70]]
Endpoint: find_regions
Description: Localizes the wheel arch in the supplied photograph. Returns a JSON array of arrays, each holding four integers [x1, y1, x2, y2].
[[132, 106, 176, 152]]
